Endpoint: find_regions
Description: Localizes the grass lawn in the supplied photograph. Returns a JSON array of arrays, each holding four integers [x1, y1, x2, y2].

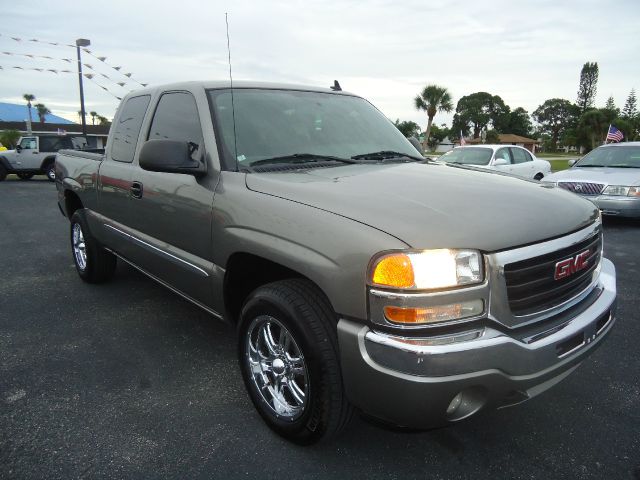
[[549, 159, 572, 172]]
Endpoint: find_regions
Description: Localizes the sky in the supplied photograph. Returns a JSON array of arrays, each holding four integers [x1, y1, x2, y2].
[[1, 0, 639, 130]]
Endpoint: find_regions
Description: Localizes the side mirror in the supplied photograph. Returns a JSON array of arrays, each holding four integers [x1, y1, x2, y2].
[[16, 145, 22, 152], [493, 158, 509, 166], [568, 159, 577, 166], [139, 139, 206, 176], [408, 136, 424, 156]]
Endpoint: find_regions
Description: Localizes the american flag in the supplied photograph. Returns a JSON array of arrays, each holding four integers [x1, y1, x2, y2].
[[606, 125, 624, 143], [460, 131, 466, 146]]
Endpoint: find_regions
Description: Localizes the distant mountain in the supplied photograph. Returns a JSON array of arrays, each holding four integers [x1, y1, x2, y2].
[[0, 102, 74, 124]]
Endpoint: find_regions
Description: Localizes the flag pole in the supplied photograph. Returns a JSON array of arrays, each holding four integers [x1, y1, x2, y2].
[[603, 124, 611, 145]]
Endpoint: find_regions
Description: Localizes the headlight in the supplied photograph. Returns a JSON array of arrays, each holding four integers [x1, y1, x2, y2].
[[369, 249, 483, 290], [602, 185, 640, 197]]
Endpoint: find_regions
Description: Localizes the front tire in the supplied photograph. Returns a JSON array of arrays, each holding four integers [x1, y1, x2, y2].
[[238, 279, 353, 444], [70, 210, 116, 283], [0, 164, 7, 181], [17, 172, 34, 180], [44, 161, 56, 181]]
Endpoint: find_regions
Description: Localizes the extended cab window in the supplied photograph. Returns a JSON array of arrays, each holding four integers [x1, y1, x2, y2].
[[147, 92, 203, 161], [111, 95, 151, 163]]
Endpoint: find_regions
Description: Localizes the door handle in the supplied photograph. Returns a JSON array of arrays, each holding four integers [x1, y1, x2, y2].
[[130, 181, 143, 199]]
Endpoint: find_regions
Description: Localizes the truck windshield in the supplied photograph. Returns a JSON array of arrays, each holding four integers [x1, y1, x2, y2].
[[208, 88, 419, 170]]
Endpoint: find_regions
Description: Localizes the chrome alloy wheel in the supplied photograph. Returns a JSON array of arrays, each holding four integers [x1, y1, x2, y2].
[[72, 223, 87, 271], [245, 315, 309, 421]]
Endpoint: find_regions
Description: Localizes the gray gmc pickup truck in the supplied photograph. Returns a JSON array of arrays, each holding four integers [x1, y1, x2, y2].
[[56, 81, 617, 444]]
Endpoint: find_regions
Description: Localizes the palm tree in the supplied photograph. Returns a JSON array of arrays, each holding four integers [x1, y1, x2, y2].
[[414, 85, 453, 149], [35, 103, 51, 124], [23, 93, 36, 133], [90, 111, 98, 125]]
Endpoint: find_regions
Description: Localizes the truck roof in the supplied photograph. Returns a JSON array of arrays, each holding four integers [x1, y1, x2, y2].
[[123, 81, 356, 98]]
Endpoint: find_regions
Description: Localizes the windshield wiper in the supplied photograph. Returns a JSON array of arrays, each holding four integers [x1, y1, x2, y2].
[[351, 150, 425, 162], [249, 153, 356, 167], [574, 164, 607, 167]]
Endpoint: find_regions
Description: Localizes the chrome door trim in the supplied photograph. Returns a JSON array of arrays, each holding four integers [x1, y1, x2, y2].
[[104, 223, 210, 277]]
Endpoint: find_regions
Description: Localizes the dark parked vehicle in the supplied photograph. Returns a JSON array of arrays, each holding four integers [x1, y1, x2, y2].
[[55, 81, 617, 444]]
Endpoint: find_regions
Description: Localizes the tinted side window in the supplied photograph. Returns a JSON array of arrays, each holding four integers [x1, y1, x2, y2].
[[147, 92, 203, 161], [511, 147, 530, 164], [495, 148, 512, 163], [111, 95, 151, 163], [40, 137, 74, 152]]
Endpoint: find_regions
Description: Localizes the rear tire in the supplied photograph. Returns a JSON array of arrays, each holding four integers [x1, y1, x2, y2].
[[70, 210, 116, 283], [44, 161, 56, 181], [238, 279, 353, 444], [17, 172, 34, 180]]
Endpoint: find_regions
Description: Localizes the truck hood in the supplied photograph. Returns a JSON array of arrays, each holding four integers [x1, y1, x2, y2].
[[245, 163, 599, 252], [545, 167, 640, 186]]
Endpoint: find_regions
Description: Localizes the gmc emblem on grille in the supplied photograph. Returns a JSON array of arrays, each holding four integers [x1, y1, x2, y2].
[[554, 250, 591, 280]]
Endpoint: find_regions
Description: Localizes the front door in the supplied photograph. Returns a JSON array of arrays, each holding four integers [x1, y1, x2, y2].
[[127, 91, 215, 306], [14, 137, 39, 170]]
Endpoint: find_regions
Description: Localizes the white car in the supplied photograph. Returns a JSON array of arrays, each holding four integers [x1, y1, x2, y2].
[[439, 145, 551, 180]]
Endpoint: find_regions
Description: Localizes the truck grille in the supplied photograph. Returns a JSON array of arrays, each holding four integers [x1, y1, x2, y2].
[[504, 231, 602, 316], [557, 182, 604, 195]]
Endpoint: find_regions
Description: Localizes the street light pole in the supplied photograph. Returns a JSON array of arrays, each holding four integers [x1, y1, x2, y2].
[[75, 38, 91, 137]]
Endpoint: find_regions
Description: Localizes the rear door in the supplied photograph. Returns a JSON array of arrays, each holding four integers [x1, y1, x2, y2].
[[97, 94, 151, 257], [509, 147, 535, 178]]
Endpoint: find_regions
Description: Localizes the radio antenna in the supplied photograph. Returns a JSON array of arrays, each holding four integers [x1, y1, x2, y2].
[[225, 12, 239, 172]]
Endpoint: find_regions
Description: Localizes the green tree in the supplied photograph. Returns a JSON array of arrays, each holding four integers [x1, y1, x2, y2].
[[0, 129, 21, 149], [426, 124, 448, 150], [532, 98, 579, 151], [502, 107, 532, 137], [578, 109, 607, 150], [414, 85, 453, 148], [393, 119, 421, 138], [452, 92, 508, 138], [576, 62, 599, 114], [622, 89, 637, 119], [90, 111, 98, 125], [23, 93, 35, 132], [97, 115, 111, 126], [485, 129, 500, 143], [34, 103, 51, 124]]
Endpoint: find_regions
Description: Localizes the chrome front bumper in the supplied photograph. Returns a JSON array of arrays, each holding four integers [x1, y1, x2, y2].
[[338, 258, 616, 428]]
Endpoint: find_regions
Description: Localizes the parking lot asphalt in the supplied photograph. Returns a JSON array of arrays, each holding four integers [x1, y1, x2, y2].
[[1, 177, 639, 480]]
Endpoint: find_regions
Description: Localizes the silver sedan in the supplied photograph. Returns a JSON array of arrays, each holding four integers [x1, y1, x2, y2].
[[544, 142, 640, 218]]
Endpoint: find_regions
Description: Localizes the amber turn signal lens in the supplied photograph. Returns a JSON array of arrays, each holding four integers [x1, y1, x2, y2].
[[383, 300, 484, 325], [384, 305, 461, 324], [372, 254, 414, 288]]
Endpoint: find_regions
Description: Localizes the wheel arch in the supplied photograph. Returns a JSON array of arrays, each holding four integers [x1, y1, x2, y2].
[[64, 189, 84, 219], [223, 252, 336, 326], [40, 155, 57, 171]]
